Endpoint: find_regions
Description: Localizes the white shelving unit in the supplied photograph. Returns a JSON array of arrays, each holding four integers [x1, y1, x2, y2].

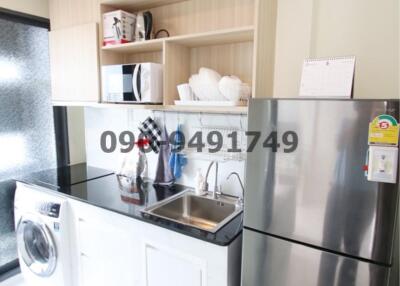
[[98, 0, 257, 113], [49, 0, 277, 109]]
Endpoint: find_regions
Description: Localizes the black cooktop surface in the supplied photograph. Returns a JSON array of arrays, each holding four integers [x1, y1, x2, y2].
[[18, 163, 113, 189]]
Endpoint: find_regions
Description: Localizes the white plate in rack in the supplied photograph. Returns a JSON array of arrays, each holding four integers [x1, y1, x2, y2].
[[174, 100, 247, 106]]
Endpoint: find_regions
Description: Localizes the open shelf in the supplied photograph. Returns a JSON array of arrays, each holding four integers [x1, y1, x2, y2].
[[97, 0, 256, 114], [102, 38, 164, 53], [100, 26, 254, 111], [53, 101, 164, 110], [96, 104, 247, 114], [167, 26, 254, 47], [155, 105, 248, 114], [53, 101, 102, 107], [53, 101, 248, 114], [101, 26, 254, 53], [100, 0, 188, 11], [95, 103, 164, 109]]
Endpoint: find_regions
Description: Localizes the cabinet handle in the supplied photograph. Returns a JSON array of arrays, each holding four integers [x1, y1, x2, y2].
[[78, 218, 85, 222], [80, 252, 88, 257]]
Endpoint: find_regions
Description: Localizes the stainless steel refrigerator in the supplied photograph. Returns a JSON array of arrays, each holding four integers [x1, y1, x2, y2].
[[242, 99, 399, 286]]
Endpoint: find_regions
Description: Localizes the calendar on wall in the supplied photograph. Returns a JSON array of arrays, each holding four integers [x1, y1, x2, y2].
[[299, 56, 356, 98]]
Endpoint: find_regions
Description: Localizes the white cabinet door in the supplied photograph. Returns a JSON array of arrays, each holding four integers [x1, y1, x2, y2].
[[49, 23, 100, 103], [69, 201, 140, 286], [77, 219, 135, 286], [144, 243, 205, 286], [140, 222, 240, 286]]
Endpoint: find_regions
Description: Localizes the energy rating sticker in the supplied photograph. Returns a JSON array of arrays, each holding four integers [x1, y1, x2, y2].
[[368, 114, 399, 146]]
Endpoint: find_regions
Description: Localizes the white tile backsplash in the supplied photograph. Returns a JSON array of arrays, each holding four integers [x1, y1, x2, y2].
[[84, 107, 247, 197]]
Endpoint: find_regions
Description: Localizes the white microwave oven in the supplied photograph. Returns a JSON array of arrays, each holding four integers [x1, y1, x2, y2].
[[101, 63, 163, 103]]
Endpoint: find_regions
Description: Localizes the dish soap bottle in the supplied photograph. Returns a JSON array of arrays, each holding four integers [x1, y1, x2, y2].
[[194, 169, 205, 196]]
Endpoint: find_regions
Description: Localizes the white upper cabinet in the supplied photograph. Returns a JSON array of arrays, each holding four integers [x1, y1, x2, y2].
[[49, 23, 100, 103], [48, 0, 101, 104]]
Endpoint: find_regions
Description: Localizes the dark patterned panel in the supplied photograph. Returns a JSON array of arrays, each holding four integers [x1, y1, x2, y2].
[[0, 18, 56, 269]]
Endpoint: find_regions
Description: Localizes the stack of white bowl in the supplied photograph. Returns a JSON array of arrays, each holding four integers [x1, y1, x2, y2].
[[177, 67, 251, 102]]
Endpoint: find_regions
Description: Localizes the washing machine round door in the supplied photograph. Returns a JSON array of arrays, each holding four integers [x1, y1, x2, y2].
[[16, 214, 57, 277]]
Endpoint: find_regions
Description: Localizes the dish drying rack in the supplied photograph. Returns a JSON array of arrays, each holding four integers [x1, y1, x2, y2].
[[179, 125, 247, 162]]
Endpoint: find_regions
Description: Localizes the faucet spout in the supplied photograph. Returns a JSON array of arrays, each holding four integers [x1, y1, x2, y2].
[[204, 161, 219, 199], [226, 172, 245, 206]]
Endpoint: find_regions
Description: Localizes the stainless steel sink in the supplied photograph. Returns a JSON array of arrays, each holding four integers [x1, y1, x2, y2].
[[142, 191, 242, 233]]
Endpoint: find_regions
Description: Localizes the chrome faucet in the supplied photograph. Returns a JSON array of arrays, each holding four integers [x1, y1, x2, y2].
[[203, 161, 220, 199], [226, 172, 245, 206]]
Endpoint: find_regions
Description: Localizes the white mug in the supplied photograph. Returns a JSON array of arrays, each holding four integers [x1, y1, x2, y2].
[[177, 83, 194, 101]]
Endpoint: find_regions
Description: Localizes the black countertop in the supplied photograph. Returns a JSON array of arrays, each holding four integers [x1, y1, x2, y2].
[[18, 166, 243, 246], [17, 163, 113, 189]]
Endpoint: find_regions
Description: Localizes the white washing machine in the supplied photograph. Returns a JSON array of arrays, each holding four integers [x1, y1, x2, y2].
[[14, 182, 73, 286]]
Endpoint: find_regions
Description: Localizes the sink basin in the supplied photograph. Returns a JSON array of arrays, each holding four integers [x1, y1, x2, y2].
[[143, 191, 242, 233]]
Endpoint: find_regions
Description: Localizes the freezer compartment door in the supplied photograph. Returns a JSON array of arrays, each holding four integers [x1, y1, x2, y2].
[[241, 229, 389, 286], [245, 99, 399, 264]]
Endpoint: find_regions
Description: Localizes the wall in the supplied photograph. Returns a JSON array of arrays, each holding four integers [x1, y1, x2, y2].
[[67, 107, 87, 164], [0, 0, 49, 18], [272, 0, 399, 99], [84, 108, 247, 197]]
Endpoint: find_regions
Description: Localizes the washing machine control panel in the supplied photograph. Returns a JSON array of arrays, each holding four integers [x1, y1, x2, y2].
[[38, 202, 61, 218]]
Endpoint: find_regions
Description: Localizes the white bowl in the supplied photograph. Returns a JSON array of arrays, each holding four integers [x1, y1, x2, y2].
[[199, 67, 222, 83], [219, 76, 251, 101], [189, 71, 226, 101]]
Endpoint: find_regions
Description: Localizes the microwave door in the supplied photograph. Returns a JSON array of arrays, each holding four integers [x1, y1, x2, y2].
[[133, 64, 142, 102]]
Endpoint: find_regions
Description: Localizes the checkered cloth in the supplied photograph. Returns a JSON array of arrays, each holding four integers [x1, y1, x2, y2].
[[138, 117, 162, 153]]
